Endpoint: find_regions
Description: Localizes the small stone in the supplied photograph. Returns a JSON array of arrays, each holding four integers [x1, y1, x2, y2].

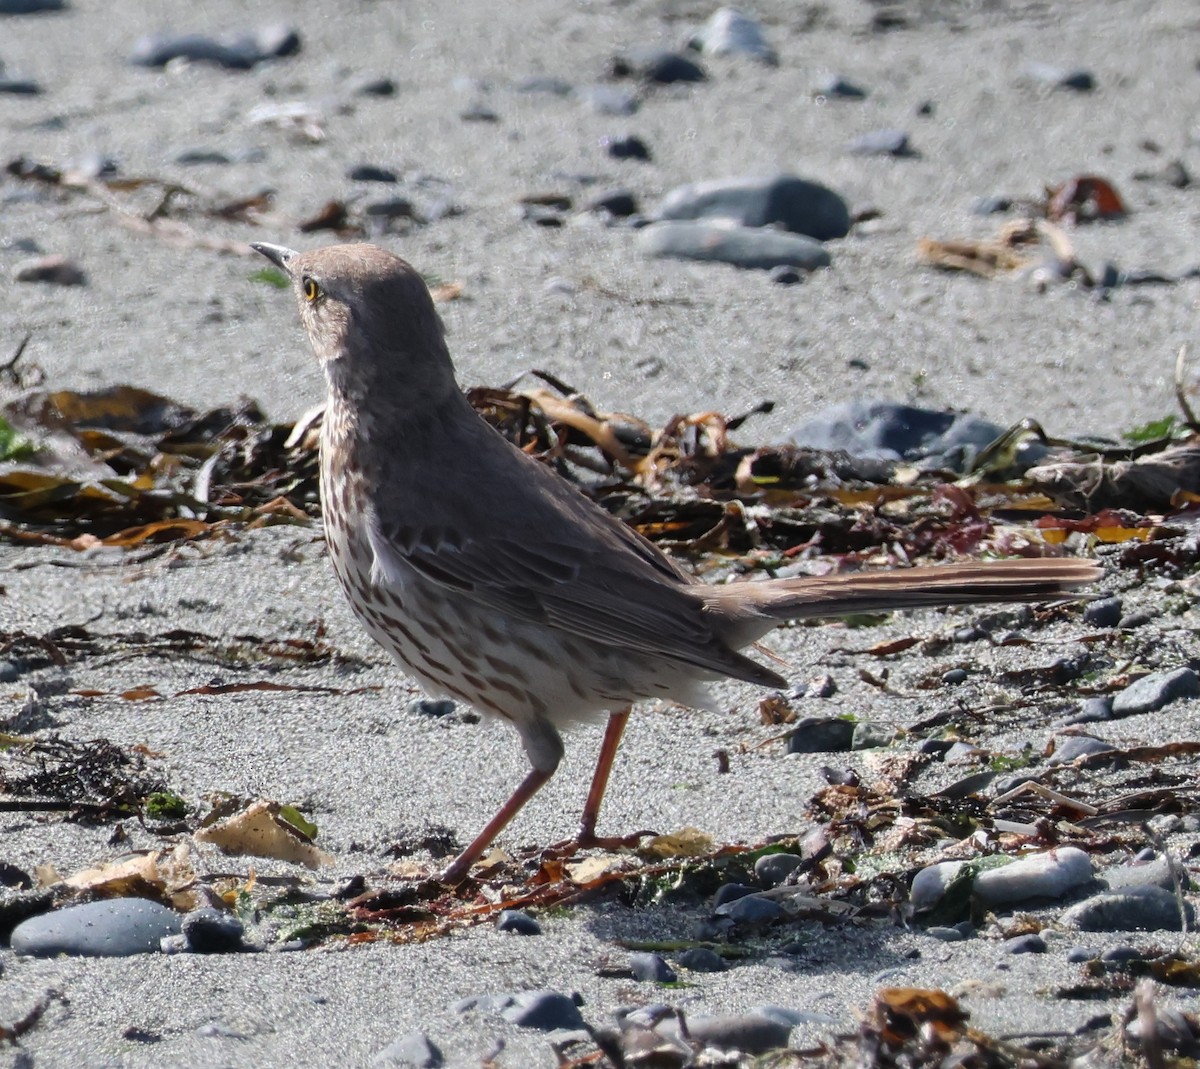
[[500, 991, 584, 1031], [677, 947, 726, 972], [661, 1012, 791, 1053], [603, 134, 651, 161], [630, 951, 677, 982], [348, 164, 399, 184], [1101, 855, 1185, 894], [1101, 945, 1143, 963], [688, 8, 776, 64], [14, 254, 86, 285], [407, 698, 456, 718], [459, 102, 499, 123], [356, 77, 398, 97], [785, 717, 855, 754], [372, 1032, 444, 1068], [0, 77, 41, 95], [1112, 667, 1200, 718], [176, 148, 233, 165], [495, 909, 541, 935], [612, 46, 706, 84], [847, 129, 913, 156], [129, 25, 301, 70], [953, 626, 987, 643], [585, 188, 639, 217], [1061, 885, 1194, 932], [1023, 62, 1095, 91], [1057, 697, 1113, 725], [656, 174, 850, 241], [574, 85, 639, 116], [1004, 933, 1047, 954], [812, 75, 867, 99], [181, 907, 244, 953], [925, 925, 967, 942], [973, 847, 1094, 906], [769, 265, 803, 285], [724, 894, 783, 926], [12, 898, 181, 957], [1047, 734, 1116, 765], [0, 659, 23, 683], [713, 882, 757, 908], [754, 853, 802, 887], [941, 668, 968, 685], [1083, 596, 1122, 628], [971, 195, 1013, 215], [1117, 610, 1153, 629], [639, 221, 830, 272], [851, 721, 895, 749], [0, 0, 65, 11], [1065, 946, 1095, 963]]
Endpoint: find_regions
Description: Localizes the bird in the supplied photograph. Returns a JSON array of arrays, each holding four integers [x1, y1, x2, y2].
[[250, 240, 1100, 885]]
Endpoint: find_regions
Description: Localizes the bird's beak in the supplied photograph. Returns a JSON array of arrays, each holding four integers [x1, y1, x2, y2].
[[250, 242, 298, 275]]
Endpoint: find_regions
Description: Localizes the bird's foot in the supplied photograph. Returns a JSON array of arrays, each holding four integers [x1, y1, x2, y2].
[[541, 827, 658, 865]]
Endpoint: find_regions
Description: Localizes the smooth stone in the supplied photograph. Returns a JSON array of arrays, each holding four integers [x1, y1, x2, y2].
[[851, 721, 895, 749], [723, 894, 783, 926], [754, 852, 802, 887], [1082, 596, 1123, 628], [176, 148, 233, 165], [971, 194, 1013, 215], [453, 991, 584, 1031], [813, 74, 867, 99], [953, 626, 987, 643], [0, 659, 23, 682], [1101, 855, 1186, 894], [941, 668, 968, 686], [407, 698, 456, 718], [1047, 734, 1116, 765], [1057, 697, 1113, 725], [603, 134, 651, 161], [688, 8, 777, 64], [847, 129, 912, 156], [677, 947, 726, 972], [944, 741, 985, 763], [1111, 667, 1200, 718], [713, 882, 757, 908], [768, 264, 803, 285], [630, 951, 676, 982], [12, 898, 181, 957], [1060, 885, 1194, 932], [181, 908, 244, 953], [786, 401, 1048, 471], [660, 1013, 791, 1053], [1004, 933, 1047, 954], [639, 221, 829, 272], [495, 909, 541, 935], [1101, 945, 1143, 963], [1023, 62, 1095, 91], [372, 1032, 444, 1068], [0, 0, 65, 10], [14, 254, 85, 285], [974, 847, 1094, 906], [926, 925, 966, 942], [1117, 611, 1152, 629], [612, 46, 705, 84], [355, 76, 398, 97], [459, 102, 499, 123], [1065, 946, 1095, 963], [129, 25, 301, 70], [0, 78, 41, 94], [0, 887, 53, 939], [910, 860, 969, 913], [514, 75, 573, 96], [574, 84, 639, 116], [585, 188, 638, 217], [785, 716, 855, 754], [656, 174, 850, 241], [348, 164, 399, 183]]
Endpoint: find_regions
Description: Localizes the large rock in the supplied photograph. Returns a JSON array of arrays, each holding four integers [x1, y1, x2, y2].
[[656, 175, 850, 241]]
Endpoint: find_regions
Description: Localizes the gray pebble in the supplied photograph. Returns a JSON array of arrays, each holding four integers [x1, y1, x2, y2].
[[176, 148, 233, 166], [639, 221, 830, 272], [971, 194, 1013, 215], [974, 846, 1093, 906], [407, 698, 456, 718], [356, 77, 398, 97], [459, 102, 499, 123], [181, 907, 245, 953], [0, 659, 23, 683], [348, 164, 399, 184], [656, 174, 850, 241], [1101, 855, 1186, 894], [12, 898, 182, 957], [14, 254, 85, 285], [768, 264, 803, 285], [1060, 885, 1194, 932], [1065, 946, 1095, 962], [1112, 667, 1200, 718], [851, 721, 895, 749], [847, 129, 913, 156], [612, 46, 705, 84], [1101, 945, 1143, 963], [723, 894, 783, 926], [1047, 734, 1115, 765], [677, 947, 726, 972], [664, 1012, 791, 1053], [925, 925, 967, 942], [1117, 610, 1153, 629], [941, 668, 968, 685], [630, 951, 676, 982], [372, 1032, 444, 1068], [754, 852, 802, 886], [1004, 933, 1047, 954], [129, 24, 301, 70], [502, 991, 584, 1031], [574, 84, 639, 116], [689, 8, 776, 64], [813, 75, 867, 99], [1057, 697, 1113, 725], [713, 882, 757, 908], [0, 76, 40, 94], [495, 909, 541, 935], [1023, 62, 1095, 91], [786, 716, 855, 753], [585, 188, 639, 217], [603, 134, 651, 161], [0, 0, 65, 10], [1082, 596, 1122, 627]]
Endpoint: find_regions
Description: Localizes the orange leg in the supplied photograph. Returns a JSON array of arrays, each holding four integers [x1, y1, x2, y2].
[[574, 706, 655, 850]]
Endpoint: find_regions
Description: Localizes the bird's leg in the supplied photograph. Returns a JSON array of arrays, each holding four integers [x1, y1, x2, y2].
[[439, 766, 553, 886], [573, 706, 655, 850]]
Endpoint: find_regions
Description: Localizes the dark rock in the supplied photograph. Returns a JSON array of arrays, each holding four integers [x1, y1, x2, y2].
[[1058, 697, 1113, 725], [12, 898, 181, 957], [0, 659, 23, 682], [754, 852, 802, 886], [639, 221, 830, 272], [630, 951, 676, 982], [1112, 667, 1200, 718], [356, 77, 398, 97], [129, 24, 301, 70], [603, 134, 651, 161], [460, 102, 499, 123], [926, 925, 967, 942], [971, 195, 1013, 215], [656, 174, 851, 241], [1024, 62, 1095, 91], [847, 129, 913, 156], [455, 990, 584, 1031], [181, 908, 244, 953], [768, 264, 803, 285], [348, 164, 399, 184], [14, 254, 85, 285], [176, 148, 233, 165], [713, 882, 757, 908], [495, 909, 541, 935], [941, 668, 968, 685], [612, 46, 706, 84], [0, 887, 53, 939], [677, 947, 726, 972], [585, 188, 639, 217], [1047, 734, 1116, 765], [0, 78, 41, 94], [372, 1032, 443, 1067], [0, 0, 65, 10], [813, 75, 867, 99], [1004, 933, 1047, 954], [1083, 596, 1122, 627], [723, 894, 783, 926], [786, 716, 855, 754], [1066, 945, 1095, 963], [1060, 885, 1194, 932]]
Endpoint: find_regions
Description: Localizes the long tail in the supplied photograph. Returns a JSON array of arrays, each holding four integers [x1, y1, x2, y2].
[[706, 558, 1101, 637]]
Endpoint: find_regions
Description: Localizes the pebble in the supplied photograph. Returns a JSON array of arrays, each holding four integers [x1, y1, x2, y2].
[[0, 0, 65, 10], [13, 253, 86, 285], [1046, 734, 1116, 765], [11, 898, 182, 957], [1100, 945, 1143, 964], [813, 74, 867, 99], [574, 84, 639, 116], [847, 129, 913, 156], [459, 102, 499, 123], [181, 907, 245, 953], [688, 8, 777, 64], [910, 860, 970, 913], [408, 698, 456, 718], [638, 221, 830, 272], [941, 668, 968, 686], [584, 188, 639, 217], [129, 24, 301, 70], [1060, 885, 1194, 931], [355, 76, 398, 97], [768, 264, 803, 285], [1066, 945, 1095, 963], [754, 852, 802, 886], [974, 847, 1094, 906], [713, 882, 757, 908], [722, 894, 783, 926], [656, 174, 850, 241], [662, 1013, 791, 1053], [1117, 610, 1153, 629], [372, 1032, 444, 1068], [944, 741, 985, 763], [1057, 697, 1113, 725], [0, 887, 53, 939], [630, 951, 677, 982], [1082, 596, 1123, 628], [1101, 855, 1185, 894], [611, 46, 706, 84], [926, 925, 967, 942], [785, 716, 855, 754], [971, 194, 1013, 215], [1111, 667, 1199, 717], [495, 909, 541, 935], [677, 947, 726, 972], [0, 659, 23, 683], [851, 721, 895, 749], [454, 990, 584, 1031], [0, 75, 41, 95], [1023, 62, 1095, 91], [348, 164, 399, 184], [603, 133, 651, 161], [1004, 933, 1047, 954]]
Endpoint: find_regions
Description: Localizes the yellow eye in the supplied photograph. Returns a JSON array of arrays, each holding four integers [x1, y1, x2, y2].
[[302, 277, 320, 302]]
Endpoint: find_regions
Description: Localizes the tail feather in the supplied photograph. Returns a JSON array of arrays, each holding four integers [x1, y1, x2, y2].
[[707, 558, 1101, 639]]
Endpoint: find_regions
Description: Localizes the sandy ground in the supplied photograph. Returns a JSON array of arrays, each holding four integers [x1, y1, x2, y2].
[[2, 1, 1199, 1066]]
